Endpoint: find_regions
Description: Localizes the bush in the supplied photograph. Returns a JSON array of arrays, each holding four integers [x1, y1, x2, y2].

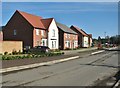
[[12, 50, 18, 55], [72, 48, 77, 50], [1, 51, 64, 60], [4, 52, 8, 55]]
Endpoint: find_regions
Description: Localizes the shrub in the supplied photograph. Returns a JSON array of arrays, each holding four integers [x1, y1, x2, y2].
[[12, 50, 18, 55], [4, 52, 8, 55], [1, 50, 64, 60]]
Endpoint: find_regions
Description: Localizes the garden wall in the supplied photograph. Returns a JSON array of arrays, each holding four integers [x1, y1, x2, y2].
[[0, 41, 23, 54]]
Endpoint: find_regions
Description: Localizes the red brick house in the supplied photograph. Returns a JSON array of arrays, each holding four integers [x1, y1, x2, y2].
[[3, 10, 59, 49], [56, 22, 78, 50], [70, 25, 90, 48]]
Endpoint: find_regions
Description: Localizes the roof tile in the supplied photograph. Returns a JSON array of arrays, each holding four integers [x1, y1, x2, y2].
[[56, 22, 77, 34], [71, 25, 88, 36], [17, 10, 46, 29]]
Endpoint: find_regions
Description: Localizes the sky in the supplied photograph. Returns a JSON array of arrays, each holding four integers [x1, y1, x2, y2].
[[2, 2, 118, 38], [2, 0, 119, 2]]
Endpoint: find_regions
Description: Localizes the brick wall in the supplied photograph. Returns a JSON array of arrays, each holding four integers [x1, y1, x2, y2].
[[64, 33, 78, 49], [33, 28, 47, 47], [3, 11, 33, 48], [0, 41, 23, 54]]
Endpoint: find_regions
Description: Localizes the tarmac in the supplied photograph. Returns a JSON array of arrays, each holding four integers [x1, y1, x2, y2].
[[1, 47, 114, 74]]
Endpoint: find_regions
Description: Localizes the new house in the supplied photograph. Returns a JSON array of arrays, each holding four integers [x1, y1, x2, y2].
[[70, 25, 90, 48], [56, 22, 78, 50], [3, 10, 59, 49]]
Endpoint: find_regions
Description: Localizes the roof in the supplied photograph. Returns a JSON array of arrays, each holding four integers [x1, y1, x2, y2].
[[56, 22, 77, 34], [17, 10, 46, 29], [88, 34, 92, 38], [71, 25, 88, 36], [41, 18, 53, 29]]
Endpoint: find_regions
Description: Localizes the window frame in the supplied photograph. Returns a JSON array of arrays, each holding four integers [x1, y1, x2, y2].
[[52, 29, 55, 37], [36, 29, 39, 35]]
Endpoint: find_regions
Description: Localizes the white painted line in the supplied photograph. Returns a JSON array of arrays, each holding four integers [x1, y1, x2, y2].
[[113, 80, 120, 88], [0, 56, 80, 73], [91, 50, 105, 55]]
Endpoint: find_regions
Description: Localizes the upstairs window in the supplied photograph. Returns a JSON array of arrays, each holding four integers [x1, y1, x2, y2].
[[41, 30, 44, 36], [52, 29, 55, 37], [36, 29, 39, 35], [13, 30, 17, 36], [67, 34, 70, 38]]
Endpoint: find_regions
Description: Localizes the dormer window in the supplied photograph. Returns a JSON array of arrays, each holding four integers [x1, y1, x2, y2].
[[13, 30, 17, 35]]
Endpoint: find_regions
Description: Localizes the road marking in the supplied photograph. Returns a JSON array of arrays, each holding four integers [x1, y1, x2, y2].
[[0, 56, 80, 73], [91, 50, 105, 55], [113, 80, 120, 88]]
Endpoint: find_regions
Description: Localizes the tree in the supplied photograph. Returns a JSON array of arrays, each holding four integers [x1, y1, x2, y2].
[[98, 36, 101, 43]]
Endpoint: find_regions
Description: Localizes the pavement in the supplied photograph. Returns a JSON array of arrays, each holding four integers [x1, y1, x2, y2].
[[0, 47, 117, 74]]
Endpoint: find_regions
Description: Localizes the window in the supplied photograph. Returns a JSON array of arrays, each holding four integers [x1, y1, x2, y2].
[[52, 41, 54, 48], [54, 41, 56, 48], [74, 41, 78, 47], [41, 30, 44, 36], [68, 41, 70, 47], [36, 29, 39, 35], [41, 39, 47, 46], [52, 41, 56, 48], [65, 41, 67, 47], [42, 40, 45, 46], [65, 41, 70, 48], [37, 41, 40, 46], [67, 34, 70, 38], [52, 29, 55, 37], [13, 30, 17, 35]]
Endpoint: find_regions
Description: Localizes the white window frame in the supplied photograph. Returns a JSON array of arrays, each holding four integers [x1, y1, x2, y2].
[[41, 39, 47, 46], [67, 34, 70, 38], [52, 29, 55, 37], [36, 29, 39, 35], [65, 41, 70, 48], [41, 30, 44, 36]]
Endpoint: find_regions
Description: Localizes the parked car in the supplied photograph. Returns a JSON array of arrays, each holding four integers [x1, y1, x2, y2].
[[29, 46, 50, 53]]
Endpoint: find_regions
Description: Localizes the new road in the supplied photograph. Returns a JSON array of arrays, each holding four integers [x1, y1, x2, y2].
[[1, 49, 119, 87]]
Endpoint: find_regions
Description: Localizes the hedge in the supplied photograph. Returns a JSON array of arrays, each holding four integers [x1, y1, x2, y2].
[[1, 52, 64, 60]]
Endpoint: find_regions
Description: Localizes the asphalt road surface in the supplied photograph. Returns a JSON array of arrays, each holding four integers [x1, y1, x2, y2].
[[1, 50, 119, 86]]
